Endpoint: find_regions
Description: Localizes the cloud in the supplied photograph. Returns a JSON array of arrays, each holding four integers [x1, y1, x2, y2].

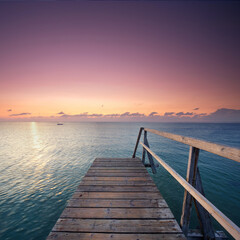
[[203, 108, 240, 122], [149, 112, 158, 117], [105, 114, 121, 117], [57, 111, 65, 115], [10, 113, 31, 116], [193, 108, 199, 110], [164, 112, 175, 116], [120, 112, 145, 117], [176, 112, 193, 116], [120, 112, 131, 117], [61, 112, 89, 118], [4, 108, 239, 122], [7, 109, 12, 112], [89, 114, 103, 117], [60, 111, 145, 120]]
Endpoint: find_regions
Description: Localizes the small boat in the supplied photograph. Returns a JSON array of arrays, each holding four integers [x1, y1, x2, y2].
[[57, 123, 63, 125]]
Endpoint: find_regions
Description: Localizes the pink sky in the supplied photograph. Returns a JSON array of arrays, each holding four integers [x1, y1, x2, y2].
[[0, 2, 239, 121]]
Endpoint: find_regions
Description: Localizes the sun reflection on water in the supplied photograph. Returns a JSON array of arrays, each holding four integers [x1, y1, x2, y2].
[[31, 122, 40, 150]]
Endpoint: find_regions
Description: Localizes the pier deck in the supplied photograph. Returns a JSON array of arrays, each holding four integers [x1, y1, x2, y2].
[[47, 158, 185, 240]]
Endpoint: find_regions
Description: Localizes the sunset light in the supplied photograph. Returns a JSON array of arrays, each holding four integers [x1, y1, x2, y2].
[[0, 2, 239, 122]]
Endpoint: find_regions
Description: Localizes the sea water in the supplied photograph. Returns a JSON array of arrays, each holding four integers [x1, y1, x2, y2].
[[0, 122, 239, 239]]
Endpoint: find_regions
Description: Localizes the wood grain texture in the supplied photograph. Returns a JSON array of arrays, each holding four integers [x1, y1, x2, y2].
[[72, 191, 163, 199], [48, 232, 186, 240], [76, 185, 159, 192], [86, 172, 150, 177], [80, 180, 155, 186], [83, 176, 153, 181], [52, 219, 182, 233], [60, 207, 174, 219], [47, 158, 185, 240], [66, 199, 168, 208]]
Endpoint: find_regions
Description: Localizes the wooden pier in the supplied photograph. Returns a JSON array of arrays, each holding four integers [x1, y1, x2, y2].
[[47, 127, 240, 239], [47, 157, 186, 240]]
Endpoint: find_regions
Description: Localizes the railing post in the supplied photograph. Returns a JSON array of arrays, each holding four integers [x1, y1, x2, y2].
[[143, 131, 156, 174], [180, 146, 215, 239], [193, 168, 215, 239], [132, 127, 144, 158], [180, 146, 199, 236], [142, 130, 146, 164]]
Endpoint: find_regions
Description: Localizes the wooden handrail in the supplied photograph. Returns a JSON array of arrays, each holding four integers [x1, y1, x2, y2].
[[145, 128, 240, 162], [141, 142, 240, 239]]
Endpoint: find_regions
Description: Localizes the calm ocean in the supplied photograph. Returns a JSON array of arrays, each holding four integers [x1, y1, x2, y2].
[[0, 122, 239, 239]]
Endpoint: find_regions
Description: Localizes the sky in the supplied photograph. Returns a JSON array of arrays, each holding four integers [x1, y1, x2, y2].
[[0, 1, 240, 122]]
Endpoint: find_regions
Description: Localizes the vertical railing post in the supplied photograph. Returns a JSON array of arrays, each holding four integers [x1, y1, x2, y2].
[[180, 146, 215, 239], [132, 127, 144, 158], [142, 130, 146, 164], [180, 146, 199, 235], [193, 168, 215, 239], [143, 130, 156, 174]]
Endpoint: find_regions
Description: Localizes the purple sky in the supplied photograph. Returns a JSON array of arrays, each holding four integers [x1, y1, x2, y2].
[[0, 1, 239, 122]]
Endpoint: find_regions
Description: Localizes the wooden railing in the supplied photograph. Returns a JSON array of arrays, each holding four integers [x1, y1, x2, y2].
[[132, 127, 240, 240]]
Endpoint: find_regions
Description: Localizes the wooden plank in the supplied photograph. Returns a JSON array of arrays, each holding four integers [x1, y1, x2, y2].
[[87, 169, 147, 173], [52, 219, 183, 233], [76, 185, 159, 192], [61, 207, 174, 219], [94, 158, 142, 162], [144, 128, 240, 162], [66, 199, 168, 208], [48, 232, 186, 240], [71, 191, 163, 199], [81, 180, 155, 186], [92, 163, 143, 167], [90, 167, 146, 170], [48, 158, 185, 239], [83, 176, 153, 181], [86, 172, 150, 177], [93, 159, 142, 162], [141, 143, 240, 239]]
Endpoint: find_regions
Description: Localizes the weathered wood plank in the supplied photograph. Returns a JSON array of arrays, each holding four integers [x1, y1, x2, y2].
[[48, 157, 185, 239], [76, 185, 159, 192], [61, 207, 174, 219], [94, 159, 142, 162], [81, 180, 155, 186], [66, 199, 168, 208], [71, 191, 163, 199], [92, 163, 143, 167], [48, 232, 186, 240], [83, 176, 153, 181], [52, 219, 182, 233], [88, 169, 147, 173], [90, 167, 146, 170], [95, 158, 141, 161], [86, 172, 150, 177]]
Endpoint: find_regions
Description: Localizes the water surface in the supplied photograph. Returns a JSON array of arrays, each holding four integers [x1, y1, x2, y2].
[[0, 122, 239, 239]]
